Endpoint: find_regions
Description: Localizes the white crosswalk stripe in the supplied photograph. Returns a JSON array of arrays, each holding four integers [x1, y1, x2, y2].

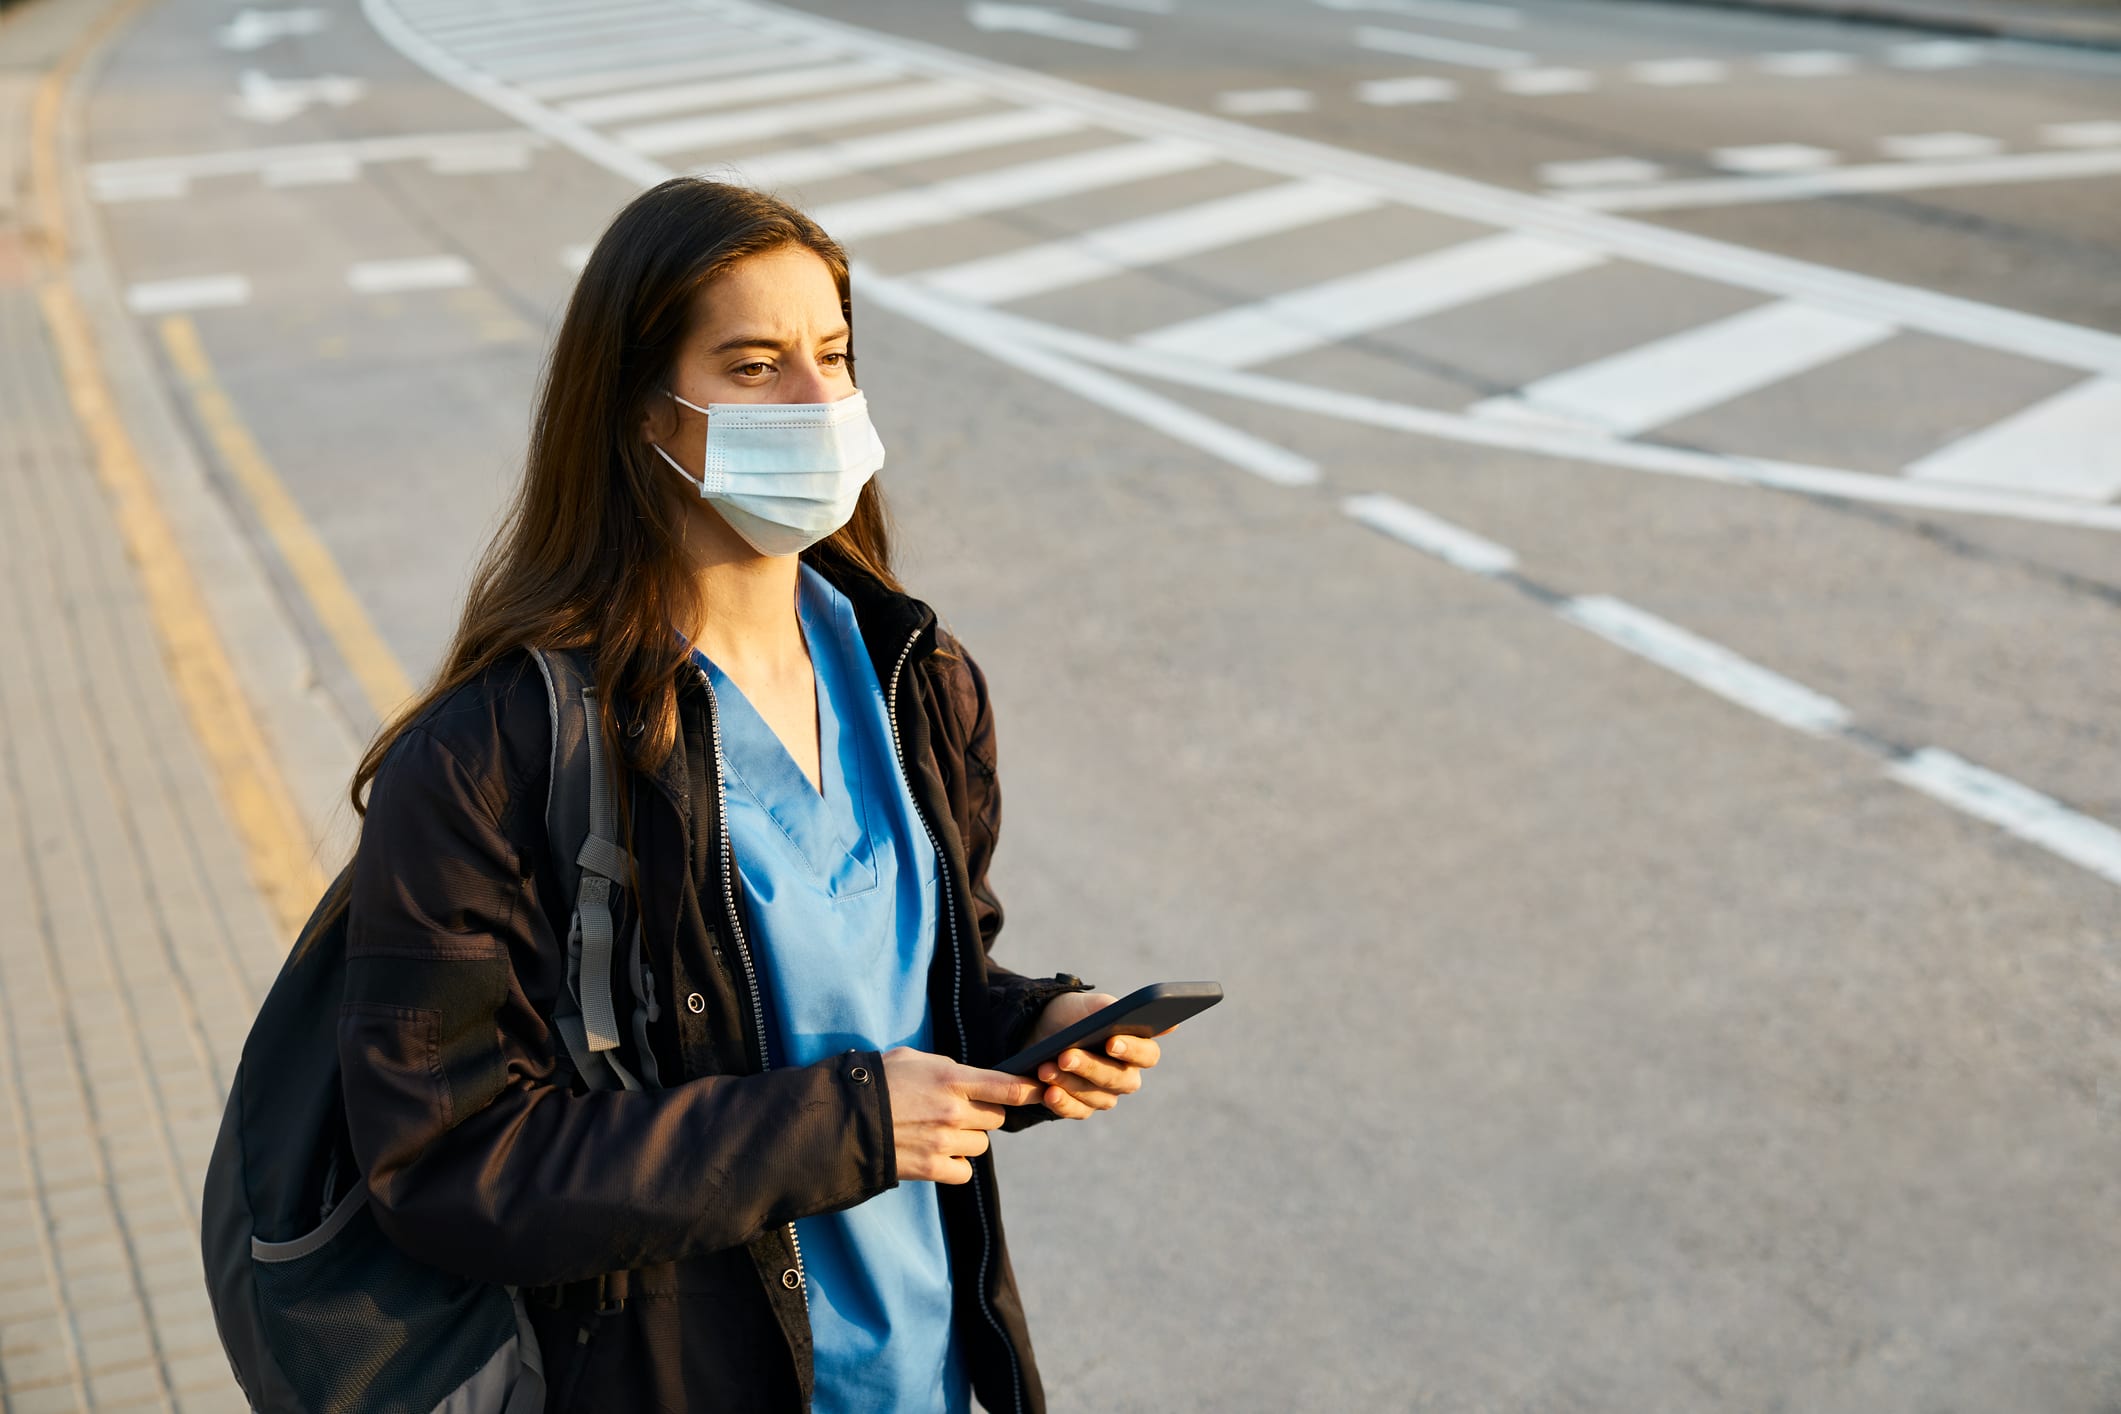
[[1469, 300, 1895, 437], [811, 140, 1216, 242], [619, 81, 985, 156], [713, 108, 1088, 187], [912, 178, 1381, 304], [519, 44, 846, 101], [1904, 377, 2121, 500], [558, 60, 904, 125], [1133, 233, 1603, 368]]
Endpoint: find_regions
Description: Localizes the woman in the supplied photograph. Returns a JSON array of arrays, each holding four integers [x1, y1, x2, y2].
[[338, 179, 1164, 1413]]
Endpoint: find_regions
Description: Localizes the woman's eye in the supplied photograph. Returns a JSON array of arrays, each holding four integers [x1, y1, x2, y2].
[[736, 361, 772, 377], [823, 351, 853, 368]]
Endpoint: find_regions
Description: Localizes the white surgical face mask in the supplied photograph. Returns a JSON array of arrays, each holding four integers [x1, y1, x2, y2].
[[651, 388, 886, 557]]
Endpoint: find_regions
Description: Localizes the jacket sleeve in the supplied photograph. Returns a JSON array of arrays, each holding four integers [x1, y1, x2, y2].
[[941, 642, 1094, 1132], [340, 725, 896, 1288]]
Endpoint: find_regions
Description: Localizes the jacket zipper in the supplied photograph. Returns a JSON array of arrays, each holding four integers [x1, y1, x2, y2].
[[885, 627, 1026, 1414], [695, 664, 809, 1303]]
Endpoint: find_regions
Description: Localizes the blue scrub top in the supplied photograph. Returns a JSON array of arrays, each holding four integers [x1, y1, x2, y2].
[[694, 565, 970, 1414]]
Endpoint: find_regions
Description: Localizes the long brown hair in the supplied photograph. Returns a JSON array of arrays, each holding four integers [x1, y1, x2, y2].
[[350, 178, 900, 828]]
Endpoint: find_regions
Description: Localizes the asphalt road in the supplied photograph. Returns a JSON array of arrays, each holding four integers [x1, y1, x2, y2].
[[78, 0, 2121, 1407]]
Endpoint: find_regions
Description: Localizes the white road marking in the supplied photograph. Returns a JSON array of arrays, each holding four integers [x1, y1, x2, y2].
[[1879, 131, 2003, 161], [2040, 119, 2121, 147], [1356, 76, 1460, 104], [967, 300, 2121, 530], [1757, 49, 1855, 76], [807, 139, 1216, 241], [558, 59, 902, 125], [1557, 596, 1853, 736], [1469, 299, 1893, 437], [1134, 232, 1603, 368], [618, 80, 983, 156], [1499, 66, 1595, 94], [417, 0, 673, 41], [1317, 0, 1522, 29], [863, 269, 1320, 484], [1904, 376, 2121, 500], [1888, 749, 2121, 888], [124, 275, 253, 314], [715, 107, 1086, 186], [483, 31, 771, 81], [1216, 88, 1316, 116], [1567, 146, 2121, 212], [1886, 39, 1984, 68], [1628, 58, 1728, 85], [261, 154, 361, 185], [913, 177, 1382, 303], [346, 256, 475, 293], [84, 131, 542, 185], [1343, 493, 1518, 574], [966, 3, 1138, 49], [89, 171, 189, 202], [443, 12, 697, 56], [218, 7, 329, 51], [1353, 25, 1531, 69], [518, 43, 845, 100], [1539, 157, 1662, 187], [1084, 0, 1173, 12], [427, 144, 534, 173], [561, 242, 592, 271], [1712, 143, 1837, 173], [228, 70, 367, 124]]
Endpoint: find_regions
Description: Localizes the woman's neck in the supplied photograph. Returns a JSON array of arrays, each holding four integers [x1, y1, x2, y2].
[[681, 526, 808, 678]]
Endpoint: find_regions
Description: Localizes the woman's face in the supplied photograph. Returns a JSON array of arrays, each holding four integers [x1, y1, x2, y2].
[[646, 243, 856, 559]]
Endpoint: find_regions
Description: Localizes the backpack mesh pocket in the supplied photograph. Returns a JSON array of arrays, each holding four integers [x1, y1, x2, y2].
[[251, 1187, 522, 1413]]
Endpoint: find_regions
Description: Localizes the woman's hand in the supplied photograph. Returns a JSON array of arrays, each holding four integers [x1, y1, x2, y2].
[[881, 1047, 1042, 1184], [1025, 993, 1166, 1120]]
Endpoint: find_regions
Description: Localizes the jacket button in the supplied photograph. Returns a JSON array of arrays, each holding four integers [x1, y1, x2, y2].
[[627, 720, 645, 738], [850, 1066, 870, 1084], [686, 992, 705, 1014], [781, 1268, 802, 1290]]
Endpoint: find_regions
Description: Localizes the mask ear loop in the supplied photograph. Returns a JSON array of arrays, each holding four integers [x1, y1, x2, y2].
[[650, 388, 710, 493]]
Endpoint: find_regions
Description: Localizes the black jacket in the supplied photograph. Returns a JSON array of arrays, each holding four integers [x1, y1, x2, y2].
[[340, 565, 1089, 1413]]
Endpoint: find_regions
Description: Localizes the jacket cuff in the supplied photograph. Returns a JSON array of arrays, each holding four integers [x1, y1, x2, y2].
[[842, 1048, 896, 1195], [993, 972, 1095, 1133]]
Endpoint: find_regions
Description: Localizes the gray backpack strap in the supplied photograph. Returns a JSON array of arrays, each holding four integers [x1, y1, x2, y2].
[[528, 648, 643, 1094]]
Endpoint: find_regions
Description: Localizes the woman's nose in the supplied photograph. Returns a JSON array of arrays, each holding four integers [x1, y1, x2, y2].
[[783, 360, 836, 403]]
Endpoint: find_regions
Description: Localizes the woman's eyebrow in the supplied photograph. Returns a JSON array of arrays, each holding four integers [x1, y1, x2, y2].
[[707, 325, 852, 355]]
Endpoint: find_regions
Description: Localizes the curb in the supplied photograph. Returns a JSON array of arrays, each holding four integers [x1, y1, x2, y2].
[[1632, 0, 2121, 53]]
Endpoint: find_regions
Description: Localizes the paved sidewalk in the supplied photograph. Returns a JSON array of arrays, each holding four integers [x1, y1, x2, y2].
[[0, 2, 285, 1410]]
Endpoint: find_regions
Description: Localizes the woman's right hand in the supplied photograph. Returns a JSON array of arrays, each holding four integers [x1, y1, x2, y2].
[[881, 1047, 1043, 1185]]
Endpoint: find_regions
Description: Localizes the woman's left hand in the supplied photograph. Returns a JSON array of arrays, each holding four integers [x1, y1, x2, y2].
[[1023, 993, 1164, 1120]]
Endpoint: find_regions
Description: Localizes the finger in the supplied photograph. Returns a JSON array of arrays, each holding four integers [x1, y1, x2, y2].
[[961, 1069, 1045, 1108], [964, 1100, 1010, 1130], [1050, 1048, 1139, 1094], [1041, 1083, 1095, 1120], [951, 1128, 992, 1160], [939, 1156, 974, 1184], [1045, 1072, 1122, 1110], [1105, 1034, 1159, 1069]]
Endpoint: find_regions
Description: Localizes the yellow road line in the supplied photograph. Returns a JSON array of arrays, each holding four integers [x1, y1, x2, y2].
[[158, 316, 415, 721], [29, 0, 326, 934]]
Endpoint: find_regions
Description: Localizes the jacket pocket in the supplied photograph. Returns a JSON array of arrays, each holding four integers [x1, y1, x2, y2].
[[341, 1003, 452, 1169]]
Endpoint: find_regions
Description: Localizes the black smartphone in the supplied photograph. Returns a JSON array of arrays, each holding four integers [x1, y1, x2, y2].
[[993, 981, 1223, 1079]]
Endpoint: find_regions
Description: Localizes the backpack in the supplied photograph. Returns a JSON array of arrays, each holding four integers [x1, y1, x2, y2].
[[201, 649, 657, 1412]]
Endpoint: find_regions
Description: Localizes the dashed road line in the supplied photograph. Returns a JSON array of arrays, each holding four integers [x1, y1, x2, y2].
[[1627, 57, 1728, 86], [1356, 76, 1460, 104], [1353, 24, 1532, 68], [345, 255, 474, 293], [1341, 495, 2121, 888], [1498, 66, 1595, 94], [1539, 157, 1662, 188], [1885, 39, 1985, 69], [1878, 132, 2003, 161], [1215, 88, 1316, 116], [1567, 146, 2121, 212], [1757, 50, 1856, 77], [124, 276, 251, 315]]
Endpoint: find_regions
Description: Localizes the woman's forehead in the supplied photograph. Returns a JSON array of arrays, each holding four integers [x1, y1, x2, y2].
[[691, 246, 844, 339]]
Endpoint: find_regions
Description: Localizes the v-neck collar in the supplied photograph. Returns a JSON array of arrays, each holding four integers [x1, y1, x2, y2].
[[693, 568, 871, 877]]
